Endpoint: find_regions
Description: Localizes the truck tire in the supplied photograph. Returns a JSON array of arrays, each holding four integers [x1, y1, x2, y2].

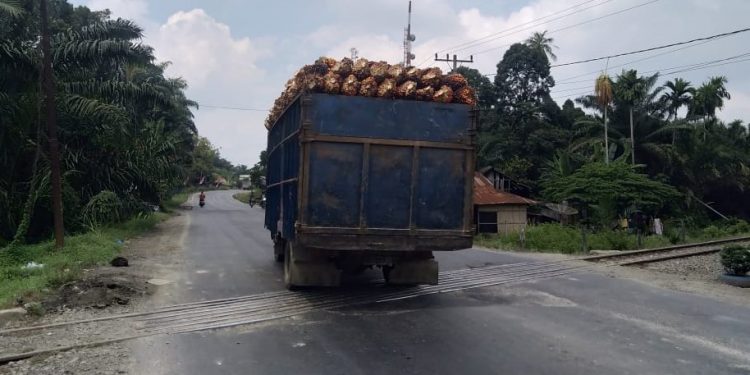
[[283, 241, 341, 289], [283, 242, 298, 290], [273, 239, 285, 263]]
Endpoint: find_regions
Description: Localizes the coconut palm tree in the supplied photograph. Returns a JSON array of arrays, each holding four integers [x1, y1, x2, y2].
[[594, 73, 613, 163], [690, 76, 730, 120], [614, 70, 659, 165], [525, 30, 557, 61], [660, 78, 694, 143], [661, 78, 694, 121], [689, 76, 730, 140]]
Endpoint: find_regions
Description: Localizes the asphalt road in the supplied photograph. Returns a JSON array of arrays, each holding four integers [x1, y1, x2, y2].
[[131, 190, 750, 375]]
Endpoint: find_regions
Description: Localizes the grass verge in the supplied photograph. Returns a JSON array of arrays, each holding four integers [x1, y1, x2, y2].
[[476, 221, 750, 254], [232, 191, 252, 204], [0, 212, 169, 308], [163, 188, 195, 211]]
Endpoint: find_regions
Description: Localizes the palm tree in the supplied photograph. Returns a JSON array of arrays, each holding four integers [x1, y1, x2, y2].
[[525, 31, 557, 61], [689, 76, 730, 140], [1, 8, 198, 243], [661, 78, 694, 121], [0, 0, 22, 17], [614, 70, 659, 165], [661, 78, 694, 143], [690, 76, 730, 119], [594, 73, 613, 163]]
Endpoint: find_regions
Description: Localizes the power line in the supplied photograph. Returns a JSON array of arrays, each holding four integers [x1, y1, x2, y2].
[[550, 55, 750, 101], [556, 38, 725, 84], [452, 0, 616, 53], [550, 26, 750, 68], [198, 104, 268, 112], [414, 0, 615, 68], [470, 0, 661, 56], [549, 51, 750, 96], [555, 36, 738, 84]]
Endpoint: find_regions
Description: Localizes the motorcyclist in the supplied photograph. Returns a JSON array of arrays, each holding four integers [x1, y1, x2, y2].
[[199, 190, 206, 207]]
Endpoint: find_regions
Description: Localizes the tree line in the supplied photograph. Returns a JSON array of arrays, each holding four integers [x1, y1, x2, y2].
[[459, 31, 750, 227], [0, 1, 235, 246]]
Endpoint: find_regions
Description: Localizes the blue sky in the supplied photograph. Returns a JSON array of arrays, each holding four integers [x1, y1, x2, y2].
[[71, 0, 750, 166]]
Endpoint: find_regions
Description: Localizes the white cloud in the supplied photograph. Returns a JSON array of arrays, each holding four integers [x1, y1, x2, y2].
[[85, 0, 148, 23], [141, 9, 275, 166], [152, 9, 270, 89]]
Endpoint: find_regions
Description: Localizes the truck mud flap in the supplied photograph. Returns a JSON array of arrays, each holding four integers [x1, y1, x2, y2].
[[385, 259, 438, 285]]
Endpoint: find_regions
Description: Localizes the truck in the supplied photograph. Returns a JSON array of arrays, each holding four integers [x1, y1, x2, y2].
[[264, 93, 476, 289]]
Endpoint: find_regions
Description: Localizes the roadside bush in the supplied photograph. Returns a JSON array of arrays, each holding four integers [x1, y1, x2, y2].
[[524, 224, 582, 254], [594, 231, 630, 250], [725, 219, 750, 235], [81, 191, 123, 228], [720, 245, 750, 276], [701, 225, 724, 239]]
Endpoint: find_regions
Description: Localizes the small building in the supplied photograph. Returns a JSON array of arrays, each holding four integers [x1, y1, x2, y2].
[[479, 166, 530, 196], [474, 172, 536, 234], [238, 174, 251, 189], [213, 175, 228, 188]]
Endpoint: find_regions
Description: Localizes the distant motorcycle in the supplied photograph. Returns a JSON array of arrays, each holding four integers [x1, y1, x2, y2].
[[249, 198, 255, 208], [199, 191, 206, 208]]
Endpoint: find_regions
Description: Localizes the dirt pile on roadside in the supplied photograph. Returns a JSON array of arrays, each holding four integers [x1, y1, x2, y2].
[[42, 273, 151, 311]]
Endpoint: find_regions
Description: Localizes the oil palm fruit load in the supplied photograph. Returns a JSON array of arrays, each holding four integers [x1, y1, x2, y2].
[[265, 57, 477, 129]]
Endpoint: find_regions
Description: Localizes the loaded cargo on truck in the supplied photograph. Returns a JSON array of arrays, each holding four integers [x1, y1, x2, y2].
[[264, 57, 476, 289]]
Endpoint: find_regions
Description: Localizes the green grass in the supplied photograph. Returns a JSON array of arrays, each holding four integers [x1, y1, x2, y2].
[[232, 191, 252, 204], [476, 220, 750, 255], [476, 223, 672, 254], [163, 188, 195, 211], [0, 212, 168, 308]]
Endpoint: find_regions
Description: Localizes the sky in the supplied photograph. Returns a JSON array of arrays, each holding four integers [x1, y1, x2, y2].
[[70, 0, 750, 167]]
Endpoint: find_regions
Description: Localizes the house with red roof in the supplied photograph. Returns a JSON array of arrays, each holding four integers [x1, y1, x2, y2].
[[474, 172, 536, 234]]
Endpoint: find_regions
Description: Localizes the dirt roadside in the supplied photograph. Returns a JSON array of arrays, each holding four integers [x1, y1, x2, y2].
[[0, 212, 189, 375]]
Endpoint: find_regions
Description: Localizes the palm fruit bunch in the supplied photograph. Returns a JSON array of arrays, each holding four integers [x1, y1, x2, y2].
[[264, 57, 477, 129]]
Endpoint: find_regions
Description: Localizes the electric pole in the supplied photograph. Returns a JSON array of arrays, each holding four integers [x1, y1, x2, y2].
[[434, 53, 474, 72], [40, 0, 65, 248], [403, 1, 415, 66]]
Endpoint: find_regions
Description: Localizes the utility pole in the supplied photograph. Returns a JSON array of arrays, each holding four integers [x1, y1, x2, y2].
[[40, 0, 64, 248], [403, 1, 415, 66], [434, 53, 473, 72]]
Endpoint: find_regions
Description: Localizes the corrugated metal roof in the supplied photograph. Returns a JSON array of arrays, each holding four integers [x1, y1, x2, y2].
[[473, 172, 536, 206]]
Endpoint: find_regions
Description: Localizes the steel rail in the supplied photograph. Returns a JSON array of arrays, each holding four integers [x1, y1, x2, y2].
[[617, 248, 722, 266]]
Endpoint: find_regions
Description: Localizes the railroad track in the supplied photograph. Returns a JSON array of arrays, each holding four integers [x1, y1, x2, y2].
[[582, 235, 750, 266], [0, 260, 584, 363], [4, 236, 748, 363]]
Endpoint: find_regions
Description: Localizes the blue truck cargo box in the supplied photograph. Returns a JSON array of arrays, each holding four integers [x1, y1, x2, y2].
[[265, 93, 475, 252]]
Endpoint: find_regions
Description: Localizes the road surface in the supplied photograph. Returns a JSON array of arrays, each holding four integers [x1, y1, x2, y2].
[[131, 190, 750, 374]]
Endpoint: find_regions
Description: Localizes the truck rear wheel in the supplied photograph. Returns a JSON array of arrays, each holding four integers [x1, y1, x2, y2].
[[273, 239, 285, 263], [283, 241, 341, 289], [283, 242, 297, 290]]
